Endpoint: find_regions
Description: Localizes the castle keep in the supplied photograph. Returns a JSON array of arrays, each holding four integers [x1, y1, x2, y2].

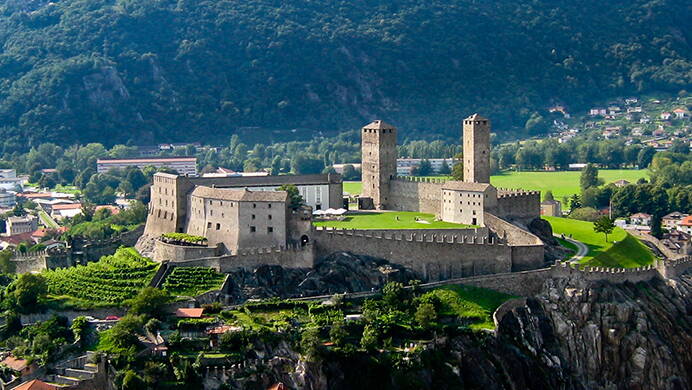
[[144, 114, 547, 282], [359, 114, 540, 226]]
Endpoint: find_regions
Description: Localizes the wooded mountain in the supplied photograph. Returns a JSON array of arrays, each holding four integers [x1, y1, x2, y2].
[[0, 0, 689, 149]]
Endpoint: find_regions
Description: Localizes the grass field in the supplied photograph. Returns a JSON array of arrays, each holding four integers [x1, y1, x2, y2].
[[312, 211, 472, 229], [343, 169, 648, 199], [543, 216, 655, 268], [555, 237, 578, 260], [424, 284, 514, 330]]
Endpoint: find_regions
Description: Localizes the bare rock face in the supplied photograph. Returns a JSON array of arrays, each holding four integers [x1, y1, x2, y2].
[[224, 252, 416, 302], [500, 274, 692, 390]]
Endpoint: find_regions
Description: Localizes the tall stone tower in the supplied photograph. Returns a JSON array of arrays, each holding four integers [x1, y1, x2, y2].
[[361, 120, 397, 209], [463, 114, 491, 184]]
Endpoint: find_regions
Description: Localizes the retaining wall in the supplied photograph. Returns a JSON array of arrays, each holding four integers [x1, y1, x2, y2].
[[162, 244, 315, 272], [153, 239, 221, 262]]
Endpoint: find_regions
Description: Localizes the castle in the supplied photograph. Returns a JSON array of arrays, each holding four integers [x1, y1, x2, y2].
[[142, 114, 547, 281]]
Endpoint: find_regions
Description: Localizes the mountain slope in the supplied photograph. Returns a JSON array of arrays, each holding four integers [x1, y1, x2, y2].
[[0, 0, 689, 148]]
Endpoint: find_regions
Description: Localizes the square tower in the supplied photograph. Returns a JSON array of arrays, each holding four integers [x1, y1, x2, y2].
[[463, 114, 491, 184], [361, 120, 397, 209]]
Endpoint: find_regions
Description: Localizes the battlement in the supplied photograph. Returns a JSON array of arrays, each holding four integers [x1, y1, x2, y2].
[[497, 189, 541, 198], [162, 243, 314, 272], [393, 176, 449, 184], [550, 257, 692, 282], [314, 227, 506, 245]]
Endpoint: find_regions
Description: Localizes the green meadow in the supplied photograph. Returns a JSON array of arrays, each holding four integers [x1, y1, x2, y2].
[[313, 211, 472, 229], [543, 216, 655, 268], [343, 169, 648, 199]]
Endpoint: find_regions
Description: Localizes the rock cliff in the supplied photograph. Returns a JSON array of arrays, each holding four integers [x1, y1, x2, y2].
[[208, 273, 691, 389]]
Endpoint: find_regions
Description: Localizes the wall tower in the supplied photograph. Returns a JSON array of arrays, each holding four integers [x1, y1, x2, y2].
[[361, 120, 397, 209], [463, 114, 491, 184]]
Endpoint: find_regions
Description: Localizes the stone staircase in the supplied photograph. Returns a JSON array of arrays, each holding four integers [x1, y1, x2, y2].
[[49, 351, 99, 387]]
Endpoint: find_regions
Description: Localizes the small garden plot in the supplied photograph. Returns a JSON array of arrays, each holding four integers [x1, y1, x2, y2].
[[422, 284, 514, 330], [163, 267, 226, 297], [43, 247, 158, 308]]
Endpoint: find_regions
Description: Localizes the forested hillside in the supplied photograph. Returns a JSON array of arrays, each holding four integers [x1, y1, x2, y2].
[[0, 0, 689, 149]]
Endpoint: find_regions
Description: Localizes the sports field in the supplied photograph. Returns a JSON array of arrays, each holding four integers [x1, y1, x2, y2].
[[313, 211, 473, 229], [543, 216, 655, 268], [343, 169, 648, 199]]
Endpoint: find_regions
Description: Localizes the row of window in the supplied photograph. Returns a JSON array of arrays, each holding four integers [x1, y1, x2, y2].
[[444, 199, 482, 206], [206, 221, 274, 234]]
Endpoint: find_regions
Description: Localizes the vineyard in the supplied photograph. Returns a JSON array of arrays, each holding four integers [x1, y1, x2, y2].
[[162, 267, 226, 297], [43, 247, 158, 307]]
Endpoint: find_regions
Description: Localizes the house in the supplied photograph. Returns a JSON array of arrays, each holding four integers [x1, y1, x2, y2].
[[589, 108, 607, 116], [50, 203, 82, 219], [673, 108, 688, 119], [677, 215, 692, 235], [608, 106, 621, 115], [175, 308, 205, 318], [540, 200, 562, 217], [661, 230, 692, 255], [13, 379, 59, 390], [660, 112, 672, 120], [625, 97, 638, 105], [627, 106, 643, 113], [640, 116, 651, 124], [613, 179, 630, 187], [95, 205, 121, 216], [5, 216, 38, 236], [662, 212, 688, 230], [1, 356, 37, 377], [206, 325, 242, 348], [629, 213, 652, 226]]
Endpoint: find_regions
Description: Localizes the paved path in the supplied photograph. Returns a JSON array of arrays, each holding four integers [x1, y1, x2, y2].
[[554, 234, 588, 262]]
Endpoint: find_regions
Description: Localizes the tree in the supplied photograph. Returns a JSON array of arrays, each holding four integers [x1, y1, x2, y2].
[[360, 324, 379, 351], [593, 216, 615, 242], [438, 160, 451, 175], [524, 112, 549, 135], [569, 207, 601, 222], [291, 154, 323, 174], [121, 369, 146, 390], [417, 159, 433, 176], [300, 327, 321, 361], [0, 249, 15, 273], [71, 316, 90, 346], [277, 184, 304, 210], [451, 153, 464, 180], [329, 319, 348, 346], [580, 164, 602, 191], [382, 282, 407, 309], [637, 147, 657, 168], [9, 273, 47, 311], [126, 288, 172, 319], [415, 302, 437, 328], [568, 194, 582, 210], [544, 190, 555, 202]]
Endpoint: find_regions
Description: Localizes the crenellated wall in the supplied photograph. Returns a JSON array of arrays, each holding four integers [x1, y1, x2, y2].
[[313, 228, 513, 281], [153, 239, 221, 262], [388, 178, 445, 215], [496, 189, 541, 224]]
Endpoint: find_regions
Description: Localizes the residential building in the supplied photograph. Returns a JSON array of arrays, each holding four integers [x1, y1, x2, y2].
[[5, 216, 38, 236], [613, 179, 630, 188], [629, 213, 652, 226], [0, 169, 26, 191], [396, 158, 458, 175], [0, 189, 16, 208], [589, 108, 606, 116], [662, 211, 688, 230], [331, 163, 362, 174], [540, 200, 562, 217], [660, 112, 672, 120], [97, 157, 197, 176], [677, 215, 692, 234], [441, 182, 497, 226], [0, 355, 36, 378], [51, 203, 82, 219], [673, 108, 688, 119]]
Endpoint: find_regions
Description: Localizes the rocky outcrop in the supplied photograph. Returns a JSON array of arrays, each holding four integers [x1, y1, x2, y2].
[[207, 273, 691, 389], [529, 217, 571, 263], [224, 252, 416, 303]]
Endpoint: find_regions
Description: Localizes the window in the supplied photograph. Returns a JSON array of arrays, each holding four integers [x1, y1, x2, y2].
[[220, 201, 223, 206], [207, 222, 211, 228], [210, 210, 213, 216], [252, 203, 257, 208], [267, 227, 274, 233], [216, 223, 220, 230], [268, 215, 272, 220], [252, 214, 256, 219], [250, 226, 256, 233], [268, 204, 272, 209]]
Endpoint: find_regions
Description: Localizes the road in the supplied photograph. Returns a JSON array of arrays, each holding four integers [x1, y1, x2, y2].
[[554, 234, 588, 262]]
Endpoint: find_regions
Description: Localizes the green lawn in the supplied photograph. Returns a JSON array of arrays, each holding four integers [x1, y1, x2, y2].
[[343, 169, 648, 199], [555, 237, 577, 260], [424, 284, 514, 330], [38, 210, 59, 229], [313, 211, 472, 229], [543, 216, 655, 268]]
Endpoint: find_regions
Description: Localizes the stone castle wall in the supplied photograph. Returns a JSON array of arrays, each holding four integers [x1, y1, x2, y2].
[[314, 228, 513, 281], [388, 177, 445, 215], [155, 243, 315, 272], [483, 212, 545, 270], [496, 190, 541, 224], [153, 239, 222, 262]]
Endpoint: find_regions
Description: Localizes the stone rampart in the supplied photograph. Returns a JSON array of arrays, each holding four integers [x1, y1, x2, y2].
[[496, 189, 541, 224], [314, 228, 512, 281], [162, 244, 314, 272], [388, 179, 444, 214], [152, 239, 222, 262], [11, 249, 71, 273]]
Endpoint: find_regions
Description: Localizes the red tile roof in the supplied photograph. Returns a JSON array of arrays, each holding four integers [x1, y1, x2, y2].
[[95, 205, 120, 215], [52, 203, 82, 210], [679, 216, 692, 226], [13, 379, 58, 390], [175, 308, 205, 318], [1, 356, 30, 371], [17, 193, 53, 199], [97, 157, 196, 164]]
